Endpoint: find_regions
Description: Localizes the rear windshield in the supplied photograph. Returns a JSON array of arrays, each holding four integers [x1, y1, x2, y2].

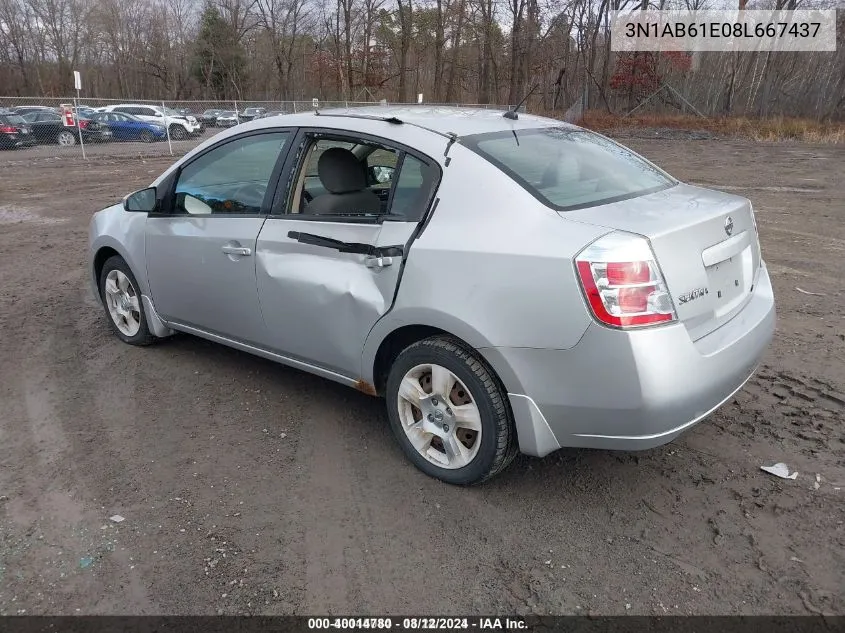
[[1, 115, 26, 125], [462, 127, 675, 211]]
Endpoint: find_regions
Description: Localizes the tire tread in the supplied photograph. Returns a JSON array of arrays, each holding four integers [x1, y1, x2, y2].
[[391, 335, 518, 484]]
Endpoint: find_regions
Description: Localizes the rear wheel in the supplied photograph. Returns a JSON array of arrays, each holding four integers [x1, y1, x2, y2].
[[385, 336, 518, 485], [169, 125, 187, 140], [57, 130, 76, 146], [139, 130, 154, 143], [98, 256, 155, 346]]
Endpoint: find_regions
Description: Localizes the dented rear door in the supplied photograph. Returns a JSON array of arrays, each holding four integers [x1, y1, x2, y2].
[[254, 218, 416, 379]]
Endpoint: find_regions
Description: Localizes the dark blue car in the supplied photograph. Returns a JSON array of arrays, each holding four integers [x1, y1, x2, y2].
[[92, 112, 167, 142]]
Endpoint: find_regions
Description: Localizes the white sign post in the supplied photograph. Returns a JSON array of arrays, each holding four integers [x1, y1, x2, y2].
[[72, 70, 86, 159], [417, 93, 423, 104]]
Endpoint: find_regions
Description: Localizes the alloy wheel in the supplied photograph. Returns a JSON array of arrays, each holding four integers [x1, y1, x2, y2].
[[104, 269, 141, 336], [396, 363, 483, 469]]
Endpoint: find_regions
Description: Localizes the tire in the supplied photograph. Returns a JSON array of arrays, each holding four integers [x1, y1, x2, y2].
[[98, 256, 156, 346], [169, 125, 187, 140], [57, 130, 76, 146], [385, 336, 518, 485], [139, 130, 154, 143]]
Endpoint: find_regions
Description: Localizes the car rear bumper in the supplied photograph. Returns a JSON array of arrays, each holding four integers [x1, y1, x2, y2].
[[1, 135, 38, 148], [84, 130, 112, 142], [481, 263, 776, 456]]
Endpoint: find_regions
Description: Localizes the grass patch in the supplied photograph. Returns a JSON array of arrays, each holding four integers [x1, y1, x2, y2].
[[547, 110, 845, 144]]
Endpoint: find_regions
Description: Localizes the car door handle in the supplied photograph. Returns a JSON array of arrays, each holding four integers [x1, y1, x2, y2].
[[365, 255, 393, 268], [221, 245, 252, 256]]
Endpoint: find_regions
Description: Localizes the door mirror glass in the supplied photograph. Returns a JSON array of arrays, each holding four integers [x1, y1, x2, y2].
[[124, 187, 157, 212], [369, 165, 394, 185]]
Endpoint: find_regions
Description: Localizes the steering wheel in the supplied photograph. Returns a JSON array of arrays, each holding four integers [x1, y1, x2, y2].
[[231, 182, 267, 208]]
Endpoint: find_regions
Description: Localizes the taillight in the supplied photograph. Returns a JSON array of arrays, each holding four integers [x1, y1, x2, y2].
[[0, 125, 17, 133], [575, 232, 676, 328]]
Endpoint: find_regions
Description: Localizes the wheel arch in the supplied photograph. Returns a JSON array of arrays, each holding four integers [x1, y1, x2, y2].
[[363, 310, 521, 398], [93, 246, 120, 293]]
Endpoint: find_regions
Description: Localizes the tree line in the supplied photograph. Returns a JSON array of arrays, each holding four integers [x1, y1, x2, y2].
[[0, 0, 842, 120]]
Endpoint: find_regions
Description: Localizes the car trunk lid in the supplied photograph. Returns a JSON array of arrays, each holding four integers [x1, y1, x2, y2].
[[565, 183, 761, 341]]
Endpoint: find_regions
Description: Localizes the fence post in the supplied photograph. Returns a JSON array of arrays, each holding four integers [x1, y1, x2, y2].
[[73, 94, 87, 160], [162, 101, 173, 156], [293, 101, 297, 113]]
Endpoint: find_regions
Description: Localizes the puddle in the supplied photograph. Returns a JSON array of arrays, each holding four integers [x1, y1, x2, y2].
[[0, 206, 67, 225]]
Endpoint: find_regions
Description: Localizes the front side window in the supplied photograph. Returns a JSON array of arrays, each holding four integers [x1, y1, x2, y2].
[[174, 132, 290, 215], [463, 127, 675, 211]]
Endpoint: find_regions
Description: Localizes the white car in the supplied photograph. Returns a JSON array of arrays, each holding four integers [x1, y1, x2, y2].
[[101, 104, 201, 140]]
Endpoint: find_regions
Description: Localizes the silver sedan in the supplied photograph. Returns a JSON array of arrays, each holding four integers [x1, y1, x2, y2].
[[88, 106, 775, 484]]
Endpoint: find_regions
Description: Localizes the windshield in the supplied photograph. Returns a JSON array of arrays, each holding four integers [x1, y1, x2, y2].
[[220, 111, 236, 116], [463, 127, 676, 211], [162, 107, 182, 117], [204, 110, 219, 115], [3, 115, 27, 125]]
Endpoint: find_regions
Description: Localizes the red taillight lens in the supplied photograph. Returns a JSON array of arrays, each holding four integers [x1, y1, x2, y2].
[[606, 261, 650, 285], [575, 233, 677, 329], [0, 125, 17, 133]]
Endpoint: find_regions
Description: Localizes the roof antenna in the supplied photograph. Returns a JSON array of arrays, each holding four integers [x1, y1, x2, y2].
[[503, 84, 538, 120]]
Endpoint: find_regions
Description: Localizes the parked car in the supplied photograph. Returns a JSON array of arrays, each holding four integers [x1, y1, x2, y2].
[[73, 106, 99, 118], [88, 106, 775, 485], [199, 109, 223, 127], [100, 104, 201, 140], [215, 111, 239, 127], [239, 107, 266, 122], [254, 110, 289, 119], [12, 105, 58, 116], [91, 112, 168, 142], [0, 112, 38, 149], [22, 111, 112, 145]]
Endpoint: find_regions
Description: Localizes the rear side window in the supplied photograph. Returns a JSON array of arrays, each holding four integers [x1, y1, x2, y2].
[[463, 127, 675, 211]]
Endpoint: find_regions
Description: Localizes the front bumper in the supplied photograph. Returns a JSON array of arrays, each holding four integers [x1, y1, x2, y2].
[[482, 263, 776, 456]]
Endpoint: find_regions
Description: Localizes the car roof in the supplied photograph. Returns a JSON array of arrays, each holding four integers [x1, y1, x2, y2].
[[251, 105, 575, 137]]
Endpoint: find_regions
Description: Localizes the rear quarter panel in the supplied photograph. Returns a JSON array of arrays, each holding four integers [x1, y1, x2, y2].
[[362, 143, 610, 385]]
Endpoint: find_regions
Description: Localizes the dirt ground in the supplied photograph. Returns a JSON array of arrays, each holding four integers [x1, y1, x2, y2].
[[0, 137, 843, 616]]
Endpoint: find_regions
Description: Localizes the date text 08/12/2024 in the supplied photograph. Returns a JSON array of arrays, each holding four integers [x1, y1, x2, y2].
[[307, 618, 528, 630]]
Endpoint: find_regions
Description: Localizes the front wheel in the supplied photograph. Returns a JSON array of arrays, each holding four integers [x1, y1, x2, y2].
[[169, 125, 187, 140], [385, 336, 518, 485], [139, 130, 154, 143], [99, 256, 155, 346]]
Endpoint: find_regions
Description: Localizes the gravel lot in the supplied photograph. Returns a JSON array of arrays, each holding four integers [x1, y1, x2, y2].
[[0, 137, 843, 616]]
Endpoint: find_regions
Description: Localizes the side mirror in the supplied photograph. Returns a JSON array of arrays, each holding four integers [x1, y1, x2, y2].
[[368, 165, 395, 185], [124, 187, 157, 212]]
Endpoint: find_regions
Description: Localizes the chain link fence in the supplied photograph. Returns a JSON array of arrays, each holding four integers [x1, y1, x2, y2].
[[0, 98, 513, 162]]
